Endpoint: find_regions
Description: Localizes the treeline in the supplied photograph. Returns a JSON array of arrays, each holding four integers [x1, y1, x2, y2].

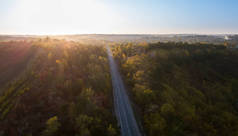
[[112, 42, 238, 136], [0, 39, 119, 136]]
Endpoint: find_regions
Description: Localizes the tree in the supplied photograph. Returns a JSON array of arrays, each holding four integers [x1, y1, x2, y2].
[[42, 116, 61, 136], [75, 114, 93, 136], [107, 124, 117, 136]]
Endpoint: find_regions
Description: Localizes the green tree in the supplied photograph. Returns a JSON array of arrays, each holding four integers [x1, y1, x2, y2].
[[107, 124, 117, 136], [42, 116, 61, 136]]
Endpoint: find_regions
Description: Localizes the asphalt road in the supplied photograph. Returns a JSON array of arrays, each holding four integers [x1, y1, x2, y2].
[[107, 46, 141, 136]]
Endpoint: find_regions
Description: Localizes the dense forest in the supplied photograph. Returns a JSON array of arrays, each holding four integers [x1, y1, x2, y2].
[[0, 39, 119, 136], [112, 42, 238, 136], [1, 39, 238, 136]]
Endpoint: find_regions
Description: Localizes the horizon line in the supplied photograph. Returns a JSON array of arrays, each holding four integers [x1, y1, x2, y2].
[[0, 33, 238, 36]]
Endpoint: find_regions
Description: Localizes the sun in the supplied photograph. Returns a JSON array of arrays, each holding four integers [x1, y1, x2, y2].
[[8, 0, 120, 34]]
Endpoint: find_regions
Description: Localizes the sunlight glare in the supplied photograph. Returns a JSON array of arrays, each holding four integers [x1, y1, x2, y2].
[[9, 0, 119, 34]]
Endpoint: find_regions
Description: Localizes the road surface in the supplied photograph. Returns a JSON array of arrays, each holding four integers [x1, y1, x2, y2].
[[107, 46, 141, 136]]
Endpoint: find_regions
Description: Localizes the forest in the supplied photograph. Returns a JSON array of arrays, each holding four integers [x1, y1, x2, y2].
[[0, 39, 119, 136], [0, 39, 238, 136], [112, 42, 238, 136], [1, 0, 238, 135]]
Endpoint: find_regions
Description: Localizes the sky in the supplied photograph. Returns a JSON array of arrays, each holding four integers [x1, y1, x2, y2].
[[0, 0, 238, 35]]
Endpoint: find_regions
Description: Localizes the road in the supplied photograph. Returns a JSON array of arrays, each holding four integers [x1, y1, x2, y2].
[[107, 46, 142, 136]]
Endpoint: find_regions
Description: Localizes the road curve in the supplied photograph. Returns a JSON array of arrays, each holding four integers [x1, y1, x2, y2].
[[107, 46, 141, 136]]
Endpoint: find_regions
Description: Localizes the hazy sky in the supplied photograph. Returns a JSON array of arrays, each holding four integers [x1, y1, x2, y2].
[[0, 0, 238, 34]]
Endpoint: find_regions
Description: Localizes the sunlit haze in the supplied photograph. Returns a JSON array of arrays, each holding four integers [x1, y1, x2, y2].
[[0, 0, 238, 34]]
